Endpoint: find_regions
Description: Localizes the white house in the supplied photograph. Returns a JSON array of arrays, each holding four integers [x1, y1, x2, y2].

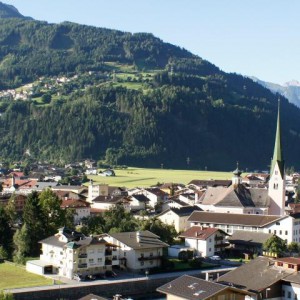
[[26, 227, 119, 279], [179, 226, 228, 257], [104, 231, 168, 272], [157, 206, 201, 233], [188, 211, 300, 244], [61, 199, 91, 224]]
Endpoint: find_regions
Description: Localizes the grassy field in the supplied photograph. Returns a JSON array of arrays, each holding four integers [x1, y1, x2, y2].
[[88, 167, 232, 189], [0, 262, 53, 290]]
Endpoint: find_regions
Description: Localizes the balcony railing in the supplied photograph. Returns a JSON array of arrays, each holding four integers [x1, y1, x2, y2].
[[78, 263, 87, 268], [138, 255, 162, 261], [105, 260, 112, 266], [78, 253, 87, 258], [105, 250, 112, 256]]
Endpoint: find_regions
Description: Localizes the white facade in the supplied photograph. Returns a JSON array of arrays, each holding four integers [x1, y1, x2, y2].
[[268, 162, 285, 216], [27, 230, 118, 279], [190, 215, 300, 244], [157, 210, 189, 233], [88, 183, 109, 202]]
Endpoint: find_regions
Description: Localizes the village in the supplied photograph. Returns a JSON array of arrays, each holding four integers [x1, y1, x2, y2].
[[2, 104, 300, 300]]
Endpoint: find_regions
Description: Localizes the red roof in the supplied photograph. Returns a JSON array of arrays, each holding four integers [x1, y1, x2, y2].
[[179, 226, 220, 240], [61, 199, 90, 209], [275, 257, 300, 265]]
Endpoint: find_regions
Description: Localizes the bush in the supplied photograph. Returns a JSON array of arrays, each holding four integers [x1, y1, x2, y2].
[[178, 250, 189, 262], [189, 257, 203, 269]]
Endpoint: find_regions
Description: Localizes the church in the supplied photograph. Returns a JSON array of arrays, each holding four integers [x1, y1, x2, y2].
[[197, 101, 286, 217]]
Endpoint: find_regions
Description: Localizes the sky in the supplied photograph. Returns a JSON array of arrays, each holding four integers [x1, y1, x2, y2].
[[3, 0, 300, 85]]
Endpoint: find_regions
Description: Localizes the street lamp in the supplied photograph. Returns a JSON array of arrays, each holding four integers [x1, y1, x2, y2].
[[145, 270, 149, 278]]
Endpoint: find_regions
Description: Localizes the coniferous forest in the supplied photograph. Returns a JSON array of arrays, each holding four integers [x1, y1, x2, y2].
[[0, 16, 300, 170]]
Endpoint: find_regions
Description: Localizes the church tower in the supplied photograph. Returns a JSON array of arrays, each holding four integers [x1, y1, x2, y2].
[[268, 100, 285, 216]]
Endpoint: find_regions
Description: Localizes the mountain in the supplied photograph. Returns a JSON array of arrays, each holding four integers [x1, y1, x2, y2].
[[250, 77, 300, 108], [0, 2, 31, 19], [0, 5, 300, 171]]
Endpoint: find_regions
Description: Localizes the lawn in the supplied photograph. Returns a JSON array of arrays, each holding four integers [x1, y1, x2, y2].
[[169, 258, 216, 271], [0, 262, 53, 290], [88, 167, 232, 189]]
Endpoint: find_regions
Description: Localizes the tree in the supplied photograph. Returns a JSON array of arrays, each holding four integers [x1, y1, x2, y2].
[[41, 93, 52, 104], [0, 205, 12, 253], [103, 205, 137, 233], [5, 195, 18, 226], [39, 189, 65, 235], [0, 291, 14, 300], [22, 191, 45, 256], [263, 235, 287, 255], [0, 246, 8, 261], [287, 242, 299, 254], [138, 217, 177, 244], [13, 223, 31, 264]]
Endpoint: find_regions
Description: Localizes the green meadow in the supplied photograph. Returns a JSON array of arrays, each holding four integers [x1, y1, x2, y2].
[[0, 263, 53, 290], [88, 167, 232, 188]]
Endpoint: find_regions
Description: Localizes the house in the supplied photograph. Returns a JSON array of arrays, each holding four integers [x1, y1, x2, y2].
[[99, 169, 115, 177], [91, 196, 129, 211], [179, 226, 228, 257], [157, 275, 248, 300], [188, 179, 232, 190], [157, 206, 201, 233], [188, 211, 300, 244], [51, 185, 87, 195], [217, 256, 300, 300], [104, 230, 168, 272], [60, 199, 90, 224], [139, 188, 168, 209], [85, 168, 98, 175], [26, 227, 119, 279], [227, 231, 274, 256], [2, 176, 38, 195], [127, 194, 150, 211]]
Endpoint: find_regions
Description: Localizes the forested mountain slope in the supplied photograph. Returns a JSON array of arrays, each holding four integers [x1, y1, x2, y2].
[[0, 11, 300, 170]]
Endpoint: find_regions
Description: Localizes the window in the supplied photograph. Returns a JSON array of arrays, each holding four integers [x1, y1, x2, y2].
[[280, 230, 282, 235], [286, 231, 288, 235], [288, 291, 292, 299], [274, 230, 277, 234], [282, 291, 285, 297], [89, 259, 94, 263], [140, 261, 144, 266], [150, 260, 153, 265], [97, 258, 102, 262]]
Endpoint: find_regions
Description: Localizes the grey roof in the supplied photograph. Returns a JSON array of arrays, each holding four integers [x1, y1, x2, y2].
[[188, 211, 285, 227], [39, 236, 66, 248], [217, 256, 293, 292], [200, 184, 269, 208], [109, 230, 168, 250], [170, 206, 202, 216], [92, 195, 123, 203], [189, 180, 232, 187], [78, 294, 108, 300], [228, 231, 274, 245], [158, 275, 228, 300], [131, 194, 150, 202]]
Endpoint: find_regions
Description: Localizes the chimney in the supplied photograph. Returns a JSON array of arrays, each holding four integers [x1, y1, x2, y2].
[[11, 175, 15, 187], [136, 231, 141, 243]]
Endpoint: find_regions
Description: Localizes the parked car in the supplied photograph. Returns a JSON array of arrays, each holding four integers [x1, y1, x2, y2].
[[86, 274, 96, 281], [105, 270, 117, 277], [209, 255, 221, 261], [73, 273, 86, 281]]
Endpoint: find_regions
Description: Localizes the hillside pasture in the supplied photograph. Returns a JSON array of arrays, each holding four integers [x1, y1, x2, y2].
[[88, 167, 233, 188]]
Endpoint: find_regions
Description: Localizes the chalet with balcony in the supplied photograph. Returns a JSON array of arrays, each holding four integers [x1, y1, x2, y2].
[[104, 230, 168, 272], [26, 227, 119, 279]]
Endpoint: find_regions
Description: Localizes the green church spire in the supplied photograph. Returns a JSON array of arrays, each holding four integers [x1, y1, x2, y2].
[[271, 99, 284, 177]]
